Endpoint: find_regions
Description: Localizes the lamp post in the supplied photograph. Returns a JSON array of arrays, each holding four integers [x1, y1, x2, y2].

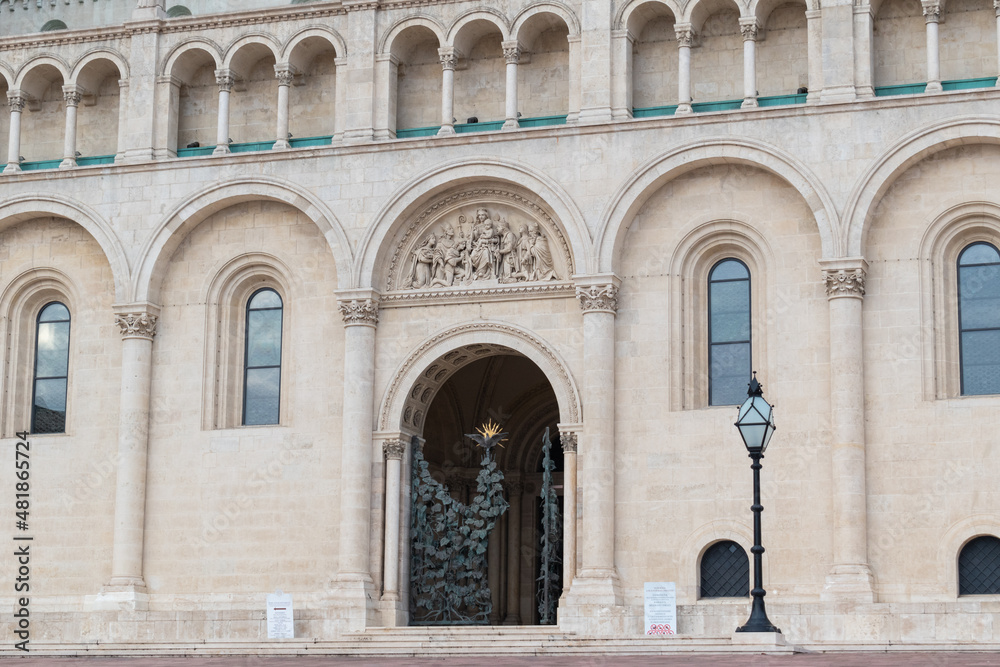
[[734, 372, 781, 634]]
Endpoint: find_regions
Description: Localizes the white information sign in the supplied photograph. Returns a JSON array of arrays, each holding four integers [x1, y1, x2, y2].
[[643, 582, 677, 635], [266, 590, 294, 639]]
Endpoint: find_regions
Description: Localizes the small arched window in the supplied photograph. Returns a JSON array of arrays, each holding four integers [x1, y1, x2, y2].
[[40, 19, 68, 32], [959, 535, 1000, 595], [700, 540, 749, 598], [958, 243, 1000, 395], [243, 289, 283, 426], [32, 302, 70, 434], [166, 5, 192, 17], [708, 259, 751, 406]]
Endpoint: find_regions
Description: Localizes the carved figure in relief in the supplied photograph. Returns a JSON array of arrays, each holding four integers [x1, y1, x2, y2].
[[528, 222, 557, 281], [400, 207, 562, 290]]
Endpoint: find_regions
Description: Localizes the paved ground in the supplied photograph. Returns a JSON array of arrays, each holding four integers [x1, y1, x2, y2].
[[1, 655, 999, 666]]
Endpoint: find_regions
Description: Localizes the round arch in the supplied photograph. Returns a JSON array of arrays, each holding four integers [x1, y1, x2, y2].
[[0, 61, 15, 89], [447, 9, 512, 48], [748, 0, 814, 23], [681, 0, 751, 28], [132, 176, 353, 303], [160, 38, 224, 78], [615, 0, 684, 31], [378, 15, 447, 55], [356, 157, 592, 287], [512, 2, 581, 40], [0, 195, 129, 302], [71, 49, 130, 86], [14, 55, 71, 98], [677, 520, 756, 603], [377, 319, 582, 434], [937, 514, 1000, 598], [595, 137, 840, 272], [844, 116, 1000, 258], [223, 33, 282, 72], [282, 25, 347, 63]]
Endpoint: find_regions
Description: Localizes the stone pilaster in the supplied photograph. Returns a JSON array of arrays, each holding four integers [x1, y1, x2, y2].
[[90, 304, 160, 612], [333, 289, 381, 630], [558, 425, 581, 597], [819, 259, 875, 603]]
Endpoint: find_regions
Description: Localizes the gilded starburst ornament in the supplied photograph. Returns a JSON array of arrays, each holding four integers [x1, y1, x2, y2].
[[466, 419, 509, 452]]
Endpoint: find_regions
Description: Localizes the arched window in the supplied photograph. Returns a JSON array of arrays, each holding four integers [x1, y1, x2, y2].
[[243, 289, 283, 426], [959, 535, 1000, 595], [166, 5, 192, 16], [709, 259, 751, 405], [40, 19, 68, 32], [958, 243, 1000, 395], [700, 540, 749, 598], [31, 302, 70, 434]]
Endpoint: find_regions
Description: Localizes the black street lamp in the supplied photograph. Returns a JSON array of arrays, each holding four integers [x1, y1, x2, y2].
[[734, 372, 781, 634]]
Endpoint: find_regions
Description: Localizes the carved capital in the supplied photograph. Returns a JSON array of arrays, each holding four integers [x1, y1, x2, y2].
[[576, 284, 619, 313], [62, 86, 82, 107], [7, 94, 26, 113], [823, 268, 866, 298], [115, 312, 158, 340], [502, 41, 521, 65], [995, 0, 1000, 15], [339, 298, 379, 327], [439, 47, 458, 71], [274, 65, 296, 87], [739, 18, 760, 40], [675, 24, 695, 47], [215, 70, 235, 92], [922, 3, 941, 21], [560, 431, 578, 453], [383, 439, 406, 460]]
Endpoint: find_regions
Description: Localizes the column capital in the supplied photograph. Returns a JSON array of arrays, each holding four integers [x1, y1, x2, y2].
[[922, 2, 942, 22], [114, 303, 161, 340], [383, 439, 407, 460], [337, 289, 381, 327], [819, 258, 869, 299], [438, 47, 458, 70], [214, 69, 235, 92], [674, 23, 696, 47], [575, 274, 622, 314], [274, 64, 298, 87], [739, 17, 761, 40], [994, 0, 1000, 15], [7, 91, 27, 113], [560, 432, 578, 453], [502, 40, 522, 64], [62, 85, 84, 107], [805, 8, 823, 19]]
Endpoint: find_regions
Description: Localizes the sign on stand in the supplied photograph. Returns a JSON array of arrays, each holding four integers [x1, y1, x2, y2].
[[266, 590, 294, 639], [644, 582, 677, 635]]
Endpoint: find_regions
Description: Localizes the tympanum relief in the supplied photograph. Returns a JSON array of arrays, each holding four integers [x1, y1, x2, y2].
[[386, 191, 572, 297]]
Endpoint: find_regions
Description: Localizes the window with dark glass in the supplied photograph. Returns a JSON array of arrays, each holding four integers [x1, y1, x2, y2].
[[709, 259, 751, 406], [959, 535, 1000, 595], [243, 289, 283, 426], [31, 302, 70, 434], [700, 540, 749, 598], [958, 243, 1000, 395]]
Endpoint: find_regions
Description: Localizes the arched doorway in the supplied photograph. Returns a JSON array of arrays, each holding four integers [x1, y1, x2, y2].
[[400, 344, 566, 626]]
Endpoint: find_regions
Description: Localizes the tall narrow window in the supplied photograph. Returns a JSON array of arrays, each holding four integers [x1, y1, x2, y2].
[[700, 540, 749, 598], [959, 535, 1000, 595], [958, 243, 1000, 395], [32, 302, 70, 434], [243, 289, 283, 426], [709, 259, 751, 406]]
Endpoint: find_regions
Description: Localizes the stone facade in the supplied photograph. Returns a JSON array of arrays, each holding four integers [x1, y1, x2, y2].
[[2, 0, 1000, 653]]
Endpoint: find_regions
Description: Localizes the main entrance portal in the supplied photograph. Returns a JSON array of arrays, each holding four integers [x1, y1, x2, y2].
[[409, 352, 565, 626]]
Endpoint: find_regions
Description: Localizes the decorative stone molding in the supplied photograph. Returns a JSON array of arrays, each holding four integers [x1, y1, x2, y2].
[[115, 312, 158, 340], [739, 18, 760, 41], [339, 298, 379, 327], [215, 70, 235, 92], [439, 49, 458, 70], [819, 257, 869, 299], [560, 431, 578, 453], [62, 87, 82, 107], [380, 281, 574, 308], [386, 187, 573, 295], [922, 3, 942, 21], [383, 439, 406, 460], [576, 284, 619, 313]]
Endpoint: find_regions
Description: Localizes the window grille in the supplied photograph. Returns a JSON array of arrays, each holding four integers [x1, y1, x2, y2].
[[959, 535, 1000, 595], [700, 540, 749, 598]]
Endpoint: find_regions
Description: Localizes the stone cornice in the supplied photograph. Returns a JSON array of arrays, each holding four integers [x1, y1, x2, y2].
[[380, 282, 575, 308]]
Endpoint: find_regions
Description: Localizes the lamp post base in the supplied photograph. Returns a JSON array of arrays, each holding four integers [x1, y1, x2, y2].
[[736, 596, 781, 633]]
